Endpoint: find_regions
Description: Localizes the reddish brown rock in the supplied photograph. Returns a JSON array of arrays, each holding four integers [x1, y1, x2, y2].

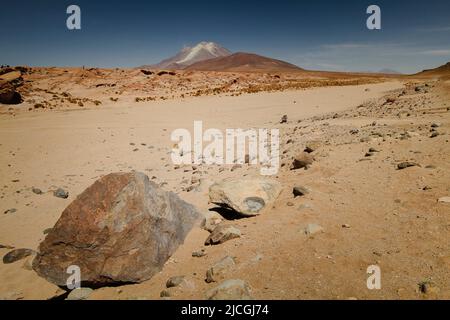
[[32, 172, 200, 287]]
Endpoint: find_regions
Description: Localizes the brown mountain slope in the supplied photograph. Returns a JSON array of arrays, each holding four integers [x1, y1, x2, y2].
[[184, 52, 303, 72], [417, 61, 450, 76]]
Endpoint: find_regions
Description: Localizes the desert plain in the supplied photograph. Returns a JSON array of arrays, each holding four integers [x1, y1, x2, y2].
[[0, 65, 449, 300]]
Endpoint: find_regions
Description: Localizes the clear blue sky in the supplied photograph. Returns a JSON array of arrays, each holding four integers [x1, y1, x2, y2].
[[1, 0, 449, 73]]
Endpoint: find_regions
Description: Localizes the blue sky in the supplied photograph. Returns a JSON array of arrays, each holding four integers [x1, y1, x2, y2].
[[1, 0, 449, 73]]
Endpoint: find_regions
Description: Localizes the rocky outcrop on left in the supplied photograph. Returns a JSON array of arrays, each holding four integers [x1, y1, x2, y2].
[[32, 172, 200, 288], [0, 69, 24, 104]]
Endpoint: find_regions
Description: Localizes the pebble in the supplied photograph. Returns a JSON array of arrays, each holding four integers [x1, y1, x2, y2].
[[204, 224, 241, 245], [438, 197, 450, 203], [192, 249, 207, 257], [430, 132, 439, 138], [166, 275, 185, 288], [3, 208, 17, 214], [3, 248, 35, 264], [66, 288, 93, 300], [53, 188, 69, 199], [160, 290, 171, 298], [206, 256, 236, 283], [205, 279, 252, 300], [32, 187, 43, 195], [293, 186, 311, 197], [397, 162, 419, 170], [304, 223, 324, 235]]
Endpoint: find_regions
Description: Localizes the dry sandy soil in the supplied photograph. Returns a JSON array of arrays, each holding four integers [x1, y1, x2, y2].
[[0, 68, 449, 300]]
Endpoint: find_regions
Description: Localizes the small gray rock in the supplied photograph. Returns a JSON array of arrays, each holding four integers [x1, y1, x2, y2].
[[205, 224, 241, 245], [53, 188, 69, 199], [205, 279, 253, 300], [66, 288, 93, 300], [397, 162, 420, 170], [3, 248, 35, 264], [32, 187, 43, 195], [206, 256, 236, 283], [166, 276, 185, 288], [304, 223, 324, 235], [201, 211, 223, 233], [192, 249, 206, 258]]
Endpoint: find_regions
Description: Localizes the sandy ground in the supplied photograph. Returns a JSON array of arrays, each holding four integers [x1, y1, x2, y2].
[[0, 77, 449, 300]]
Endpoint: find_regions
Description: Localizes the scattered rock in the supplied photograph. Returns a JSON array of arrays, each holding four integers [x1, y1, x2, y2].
[[304, 223, 324, 235], [397, 162, 420, 170], [280, 115, 288, 124], [438, 197, 450, 203], [291, 153, 314, 170], [32, 187, 43, 195], [205, 224, 241, 245], [140, 69, 154, 76], [53, 188, 69, 199], [66, 288, 93, 300], [206, 256, 236, 283], [205, 279, 253, 300], [342, 224, 351, 228], [3, 208, 17, 214], [209, 177, 282, 216], [166, 276, 185, 288], [430, 132, 439, 138], [293, 186, 310, 197], [419, 281, 439, 295], [33, 172, 200, 287], [304, 141, 321, 153], [3, 248, 35, 264], [160, 290, 171, 298], [157, 71, 176, 76], [192, 249, 206, 258], [201, 211, 223, 232]]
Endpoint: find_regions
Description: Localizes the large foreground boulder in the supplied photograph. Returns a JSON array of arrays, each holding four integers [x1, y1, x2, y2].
[[209, 177, 282, 216], [33, 172, 200, 287]]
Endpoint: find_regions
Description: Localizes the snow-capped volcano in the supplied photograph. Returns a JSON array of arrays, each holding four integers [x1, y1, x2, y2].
[[151, 42, 232, 69]]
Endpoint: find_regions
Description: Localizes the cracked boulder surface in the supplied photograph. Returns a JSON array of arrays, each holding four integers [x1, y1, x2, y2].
[[32, 171, 200, 288]]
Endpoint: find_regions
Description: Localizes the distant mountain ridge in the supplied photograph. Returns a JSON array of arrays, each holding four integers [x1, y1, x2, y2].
[[378, 69, 402, 75], [185, 52, 303, 72]]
